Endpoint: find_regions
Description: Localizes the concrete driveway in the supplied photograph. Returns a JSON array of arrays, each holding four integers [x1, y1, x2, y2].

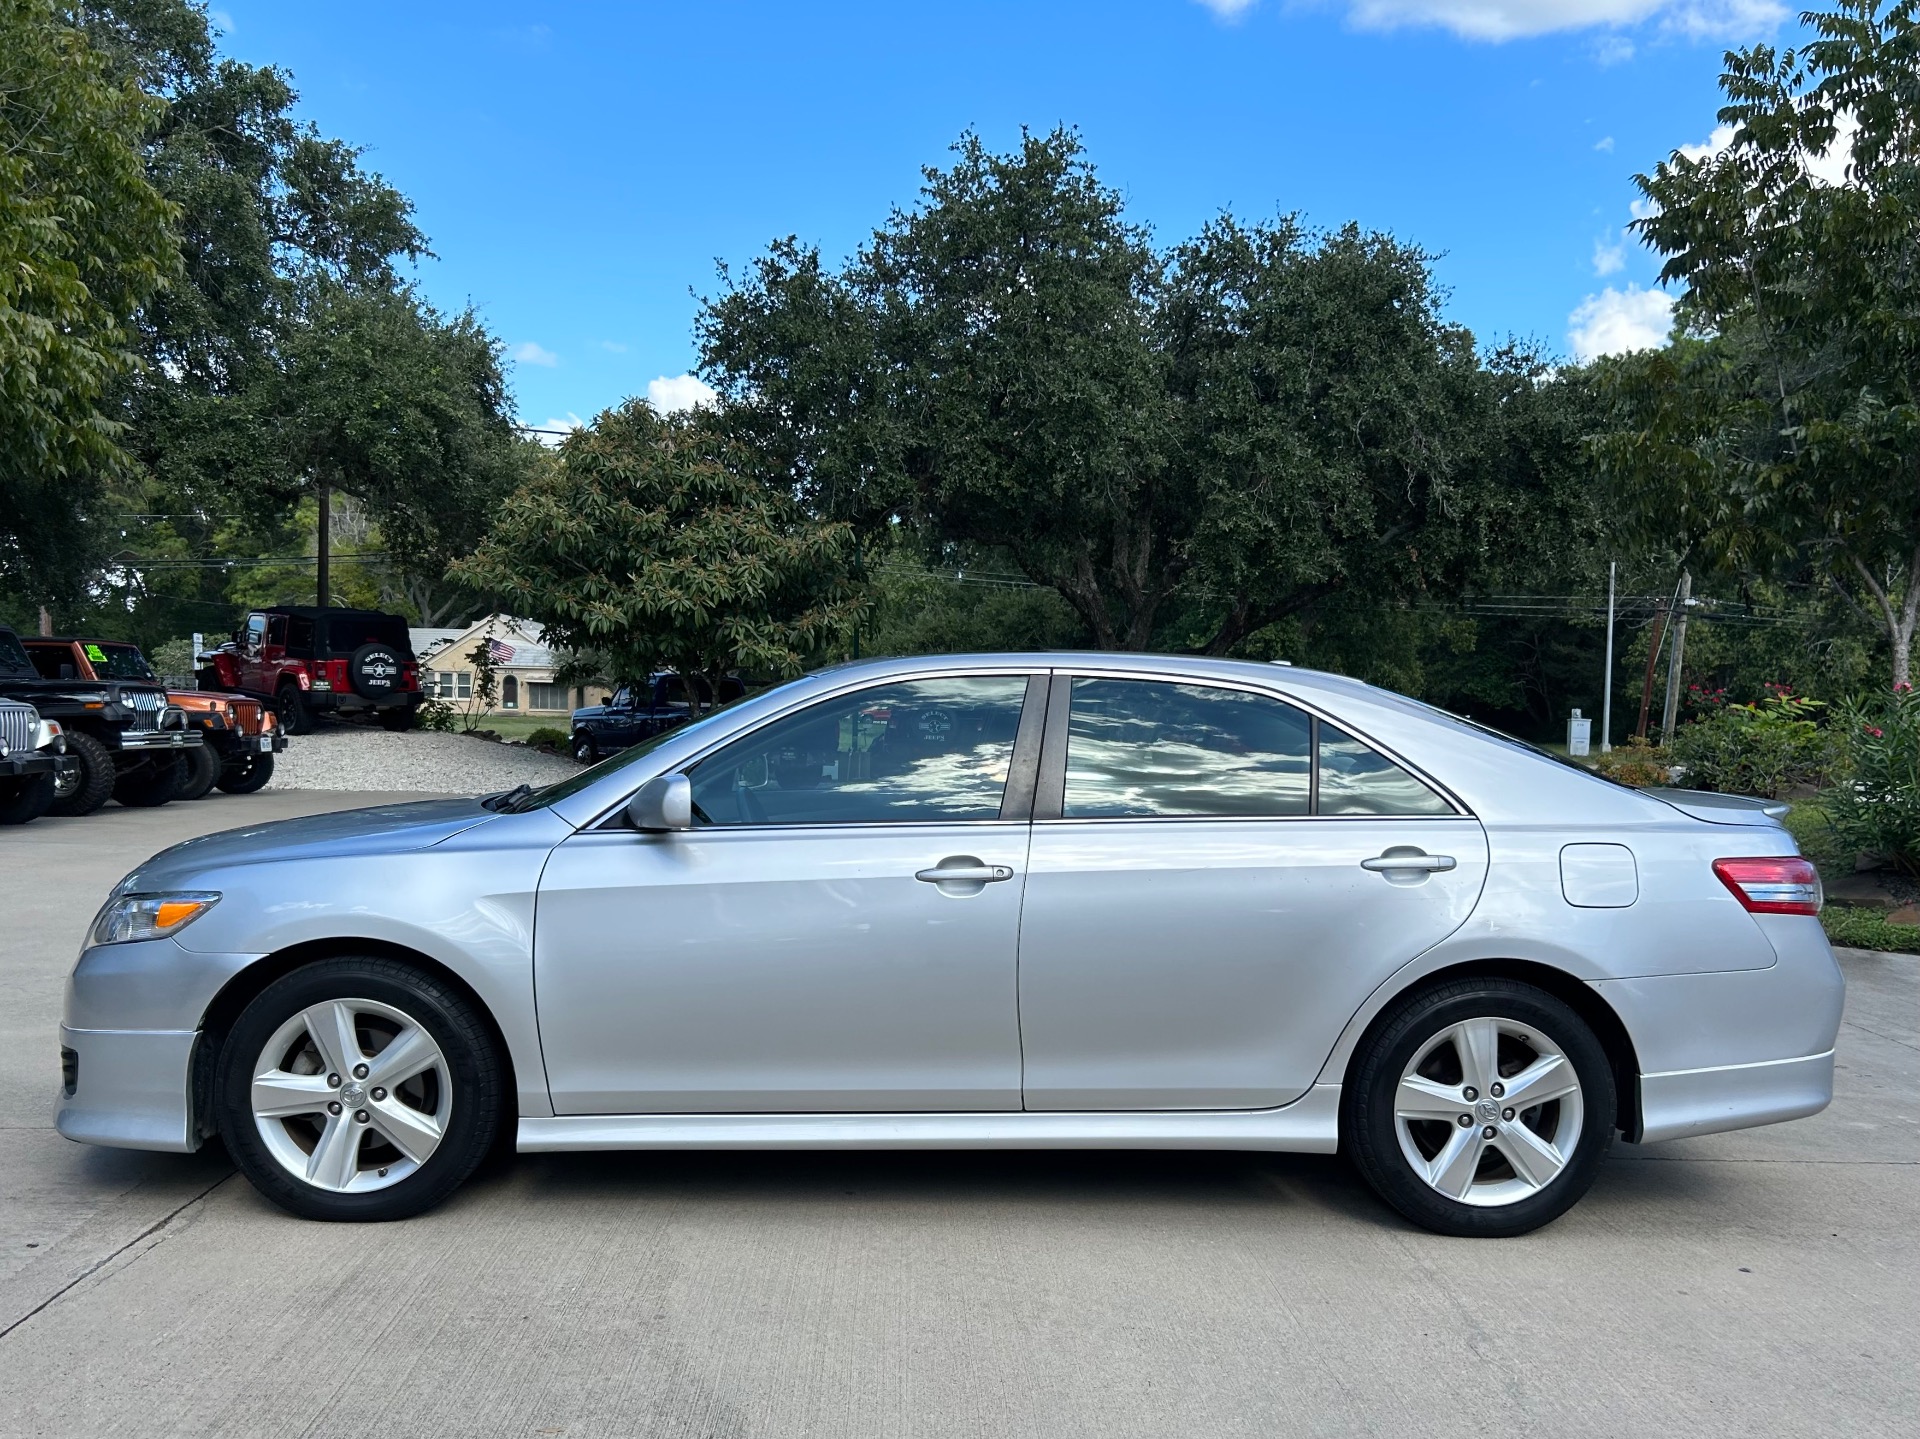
[[1, 794, 1914, 1438]]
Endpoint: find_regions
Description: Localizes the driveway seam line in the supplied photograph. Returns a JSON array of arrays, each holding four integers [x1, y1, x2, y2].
[[0, 1171, 235, 1345]]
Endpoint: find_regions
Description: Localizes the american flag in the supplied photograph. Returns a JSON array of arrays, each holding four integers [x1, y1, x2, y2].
[[486, 637, 517, 663]]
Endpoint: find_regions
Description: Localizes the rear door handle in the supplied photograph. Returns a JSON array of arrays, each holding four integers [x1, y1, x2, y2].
[[915, 862, 1015, 884], [1361, 852, 1457, 873]]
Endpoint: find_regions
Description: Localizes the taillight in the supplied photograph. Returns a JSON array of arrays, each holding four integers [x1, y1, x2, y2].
[[1713, 857, 1823, 916]]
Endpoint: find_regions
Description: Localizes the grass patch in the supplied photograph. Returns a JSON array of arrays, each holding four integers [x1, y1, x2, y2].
[[460, 713, 573, 741], [1821, 905, 1920, 954]]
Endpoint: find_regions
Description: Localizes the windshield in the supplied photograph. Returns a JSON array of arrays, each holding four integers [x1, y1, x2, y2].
[[91, 643, 156, 680], [500, 702, 745, 813], [0, 632, 34, 677]]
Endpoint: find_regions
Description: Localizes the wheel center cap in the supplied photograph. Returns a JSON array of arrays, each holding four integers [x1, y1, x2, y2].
[[1475, 1098, 1500, 1125], [340, 1082, 366, 1109]]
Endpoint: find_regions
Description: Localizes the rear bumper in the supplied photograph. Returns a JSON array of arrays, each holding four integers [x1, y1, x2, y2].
[[1636, 1050, 1834, 1144], [310, 690, 418, 714], [55, 1025, 199, 1153]]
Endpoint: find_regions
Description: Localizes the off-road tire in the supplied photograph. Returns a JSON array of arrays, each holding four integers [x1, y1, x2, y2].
[[49, 730, 116, 817], [215, 958, 504, 1221], [275, 682, 313, 736], [113, 752, 184, 808], [216, 752, 275, 794], [0, 773, 56, 825], [1345, 977, 1614, 1239], [175, 742, 223, 801]]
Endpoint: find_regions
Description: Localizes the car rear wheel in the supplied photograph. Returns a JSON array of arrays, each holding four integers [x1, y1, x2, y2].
[[216, 752, 275, 794], [112, 752, 183, 807], [1345, 978, 1614, 1238], [274, 682, 312, 736], [49, 731, 117, 817], [215, 958, 503, 1221], [0, 773, 56, 825], [175, 742, 222, 800]]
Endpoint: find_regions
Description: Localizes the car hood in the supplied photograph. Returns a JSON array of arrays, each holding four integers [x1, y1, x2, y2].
[[120, 798, 501, 889], [1645, 787, 1790, 826]]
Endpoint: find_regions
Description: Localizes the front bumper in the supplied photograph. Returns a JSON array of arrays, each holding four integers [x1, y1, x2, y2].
[[56, 1025, 199, 1153], [113, 730, 203, 752], [0, 752, 72, 779]]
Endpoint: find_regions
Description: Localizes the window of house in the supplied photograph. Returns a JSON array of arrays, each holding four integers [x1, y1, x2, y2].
[[527, 682, 567, 710], [689, 677, 1031, 826], [456, 671, 472, 699], [501, 676, 519, 709]]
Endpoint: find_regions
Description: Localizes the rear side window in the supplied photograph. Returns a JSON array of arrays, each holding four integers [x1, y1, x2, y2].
[[1059, 678, 1455, 819], [285, 616, 315, 653], [1063, 679, 1312, 818], [318, 615, 410, 655]]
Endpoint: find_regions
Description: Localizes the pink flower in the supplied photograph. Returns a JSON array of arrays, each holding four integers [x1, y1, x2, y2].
[[1865, 726, 1885, 738], [1896, 681, 1913, 693]]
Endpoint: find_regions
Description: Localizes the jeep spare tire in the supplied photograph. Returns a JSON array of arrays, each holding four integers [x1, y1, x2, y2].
[[348, 643, 404, 699]]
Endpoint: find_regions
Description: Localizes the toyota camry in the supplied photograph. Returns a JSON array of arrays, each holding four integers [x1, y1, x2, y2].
[[58, 653, 1844, 1236]]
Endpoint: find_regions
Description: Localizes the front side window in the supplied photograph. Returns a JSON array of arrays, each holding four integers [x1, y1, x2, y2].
[[265, 614, 287, 647], [1318, 723, 1452, 816], [1063, 679, 1313, 818], [94, 644, 155, 681], [689, 676, 1031, 826]]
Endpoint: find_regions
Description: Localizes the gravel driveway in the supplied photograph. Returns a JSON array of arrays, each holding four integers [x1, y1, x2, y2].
[[266, 727, 578, 793]]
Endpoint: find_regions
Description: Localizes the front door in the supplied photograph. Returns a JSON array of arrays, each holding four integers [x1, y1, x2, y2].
[[535, 672, 1044, 1114], [1017, 675, 1489, 1111]]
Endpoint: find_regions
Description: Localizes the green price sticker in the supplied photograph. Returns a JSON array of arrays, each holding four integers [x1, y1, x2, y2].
[[85, 643, 109, 663]]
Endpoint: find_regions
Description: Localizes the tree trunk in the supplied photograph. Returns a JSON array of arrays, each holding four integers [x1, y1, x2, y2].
[[1851, 548, 1920, 689]]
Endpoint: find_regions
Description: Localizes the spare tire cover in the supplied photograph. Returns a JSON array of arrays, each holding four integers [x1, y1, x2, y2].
[[347, 643, 404, 698]]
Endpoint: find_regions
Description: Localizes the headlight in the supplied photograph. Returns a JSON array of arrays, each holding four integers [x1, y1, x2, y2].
[[89, 892, 220, 947]]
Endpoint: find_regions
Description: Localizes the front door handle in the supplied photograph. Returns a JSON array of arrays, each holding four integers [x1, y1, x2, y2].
[[1361, 849, 1457, 874], [915, 859, 1015, 885]]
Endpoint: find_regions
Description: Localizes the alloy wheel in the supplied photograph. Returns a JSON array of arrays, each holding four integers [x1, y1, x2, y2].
[[250, 998, 451, 1193], [1392, 1016, 1584, 1208]]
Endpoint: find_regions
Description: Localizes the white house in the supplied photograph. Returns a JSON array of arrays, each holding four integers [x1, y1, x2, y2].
[[414, 615, 594, 716]]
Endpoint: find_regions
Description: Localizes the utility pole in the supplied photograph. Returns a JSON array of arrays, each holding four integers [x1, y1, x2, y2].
[[1636, 600, 1668, 741], [316, 481, 331, 608], [1659, 569, 1693, 743], [1601, 561, 1617, 753]]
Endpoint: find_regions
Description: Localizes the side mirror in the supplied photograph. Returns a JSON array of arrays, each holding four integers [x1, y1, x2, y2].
[[627, 774, 692, 832]]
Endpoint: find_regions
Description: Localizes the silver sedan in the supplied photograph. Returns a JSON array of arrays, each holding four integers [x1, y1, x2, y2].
[[57, 653, 1844, 1236]]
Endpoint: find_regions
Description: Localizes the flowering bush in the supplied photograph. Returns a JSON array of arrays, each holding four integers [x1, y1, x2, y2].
[[1593, 736, 1672, 788], [1827, 684, 1920, 875], [1666, 687, 1838, 799]]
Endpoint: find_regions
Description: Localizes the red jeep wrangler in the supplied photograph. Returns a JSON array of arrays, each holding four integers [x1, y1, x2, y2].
[[198, 606, 422, 735]]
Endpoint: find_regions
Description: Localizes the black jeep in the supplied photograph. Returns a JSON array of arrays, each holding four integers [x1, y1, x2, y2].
[[0, 624, 202, 815]]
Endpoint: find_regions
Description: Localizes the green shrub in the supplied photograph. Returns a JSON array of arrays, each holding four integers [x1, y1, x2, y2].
[[1820, 904, 1920, 953], [417, 699, 457, 732], [1666, 687, 1837, 798], [1826, 684, 1920, 875], [524, 726, 569, 749], [1592, 737, 1671, 788], [150, 637, 196, 680]]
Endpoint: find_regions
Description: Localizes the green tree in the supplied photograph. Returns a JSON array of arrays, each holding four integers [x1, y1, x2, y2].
[[1599, 0, 1920, 686], [455, 401, 869, 707], [1, 0, 176, 605]]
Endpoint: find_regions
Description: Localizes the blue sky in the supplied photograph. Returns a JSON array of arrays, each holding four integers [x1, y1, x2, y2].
[[208, 1, 1808, 433]]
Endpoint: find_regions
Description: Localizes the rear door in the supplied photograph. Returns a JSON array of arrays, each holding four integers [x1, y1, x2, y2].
[[1016, 673, 1489, 1111]]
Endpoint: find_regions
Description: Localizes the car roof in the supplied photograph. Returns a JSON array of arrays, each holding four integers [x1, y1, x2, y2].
[[257, 606, 402, 620], [29, 636, 140, 647]]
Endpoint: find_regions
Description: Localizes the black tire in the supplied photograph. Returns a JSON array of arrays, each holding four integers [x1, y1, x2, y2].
[[571, 732, 597, 764], [1345, 978, 1614, 1238], [275, 682, 312, 736], [0, 773, 56, 825], [216, 752, 276, 794], [49, 730, 117, 817], [377, 706, 416, 732], [175, 742, 222, 801], [215, 958, 503, 1221], [113, 752, 183, 807]]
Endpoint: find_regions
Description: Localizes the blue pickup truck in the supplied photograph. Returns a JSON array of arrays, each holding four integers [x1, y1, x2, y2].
[[568, 672, 747, 763]]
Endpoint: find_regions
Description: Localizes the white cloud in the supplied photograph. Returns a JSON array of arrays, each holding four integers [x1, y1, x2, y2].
[[1679, 124, 1737, 162], [1569, 285, 1674, 361], [1593, 34, 1635, 63], [1335, 1, 1780, 40], [1594, 135, 1615, 152], [1193, 0, 1259, 16], [1805, 109, 1860, 187], [1593, 235, 1626, 276], [646, 373, 717, 414], [210, 9, 235, 33], [600, 340, 630, 353], [526, 413, 586, 448], [512, 341, 559, 368]]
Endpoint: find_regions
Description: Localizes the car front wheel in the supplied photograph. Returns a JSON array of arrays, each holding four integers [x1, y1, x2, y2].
[[571, 732, 597, 764], [1345, 978, 1614, 1238], [215, 958, 503, 1221]]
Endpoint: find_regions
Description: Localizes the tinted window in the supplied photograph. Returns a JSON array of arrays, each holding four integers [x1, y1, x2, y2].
[[25, 644, 69, 679], [286, 616, 315, 653], [1063, 679, 1313, 818], [0, 632, 37, 677], [1318, 723, 1452, 816], [91, 643, 155, 680], [318, 614, 410, 655], [690, 677, 1030, 826], [265, 614, 287, 646]]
